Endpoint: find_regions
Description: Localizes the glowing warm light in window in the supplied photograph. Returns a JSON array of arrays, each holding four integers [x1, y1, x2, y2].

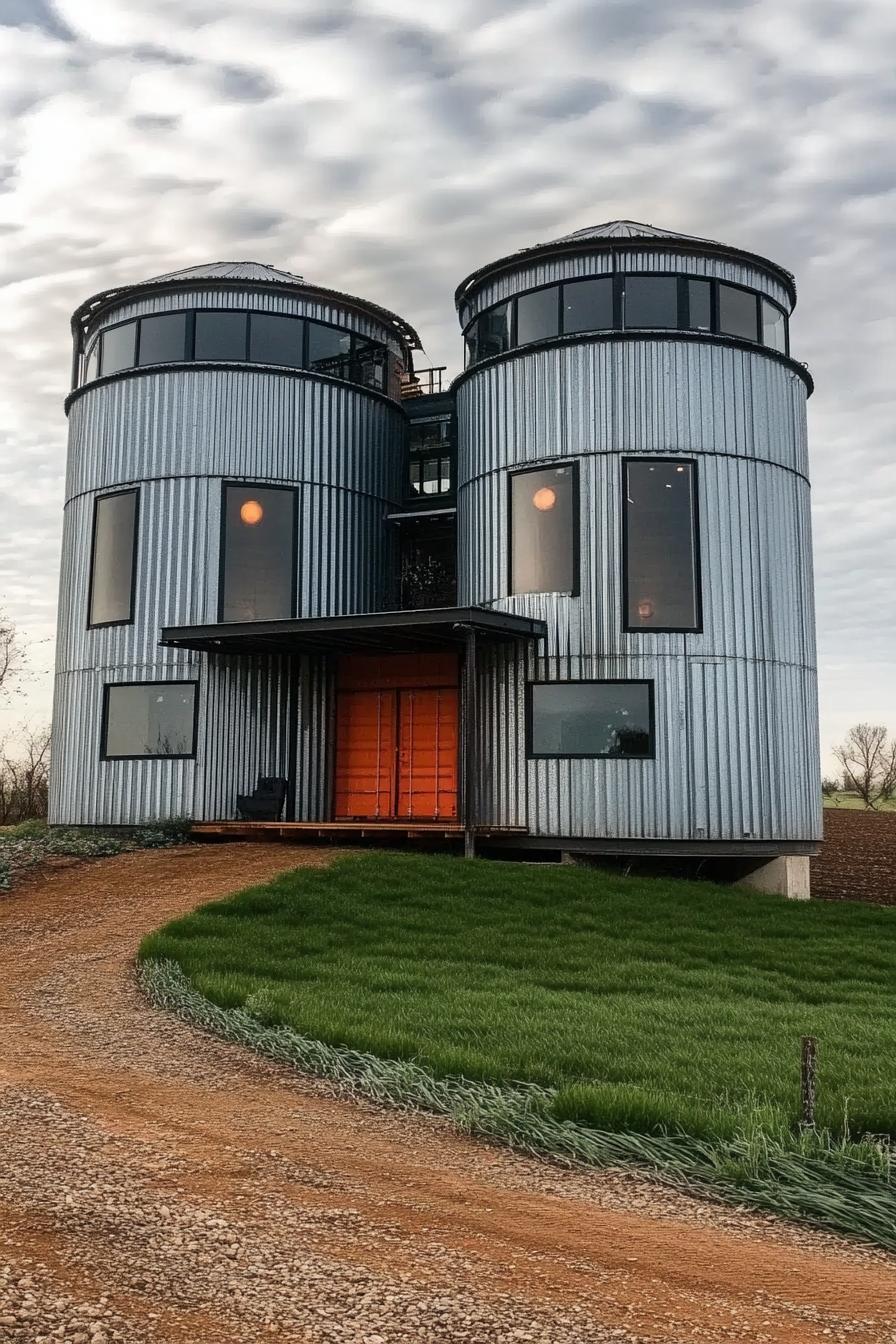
[[532, 486, 557, 512], [637, 598, 655, 620], [240, 499, 264, 526]]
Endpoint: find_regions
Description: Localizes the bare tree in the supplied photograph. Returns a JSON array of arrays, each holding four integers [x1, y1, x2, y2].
[[833, 724, 896, 810], [0, 726, 51, 824], [0, 611, 26, 700], [821, 776, 840, 800]]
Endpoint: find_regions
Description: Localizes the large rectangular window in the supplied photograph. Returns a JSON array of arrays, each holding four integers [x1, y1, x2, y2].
[[249, 313, 303, 367], [622, 276, 678, 329], [718, 284, 759, 341], [509, 464, 577, 596], [307, 322, 352, 377], [195, 311, 248, 361], [528, 681, 654, 758], [624, 459, 700, 631], [102, 681, 197, 759], [99, 322, 137, 376], [88, 489, 139, 627], [562, 277, 613, 334], [220, 483, 297, 622], [516, 286, 559, 345], [137, 313, 188, 366]]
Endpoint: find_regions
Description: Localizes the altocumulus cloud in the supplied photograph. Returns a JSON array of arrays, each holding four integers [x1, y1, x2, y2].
[[0, 0, 894, 766]]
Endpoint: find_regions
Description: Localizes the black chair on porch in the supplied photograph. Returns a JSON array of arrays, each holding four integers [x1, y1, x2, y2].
[[236, 776, 288, 822]]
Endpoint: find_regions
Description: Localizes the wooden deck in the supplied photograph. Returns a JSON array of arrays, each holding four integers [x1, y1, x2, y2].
[[191, 820, 526, 843]]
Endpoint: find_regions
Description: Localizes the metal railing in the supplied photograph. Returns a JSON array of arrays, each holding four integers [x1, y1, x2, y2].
[[400, 366, 446, 398]]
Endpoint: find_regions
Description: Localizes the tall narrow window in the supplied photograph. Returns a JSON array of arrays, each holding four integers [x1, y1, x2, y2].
[[528, 681, 654, 758], [509, 464, 577, 596], [83, 341, 100, 384], [624, 460, 699, 631], [761, 299, 787, 353], [88, 489, 139, 627], [102, 682, 197, 759], [687, 280, 712, 331], [220, 484, 297, 622]]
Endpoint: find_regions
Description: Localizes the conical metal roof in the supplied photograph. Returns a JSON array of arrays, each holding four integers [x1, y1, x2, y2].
[[146, 261, 305, 285], [547, 219, 721, 246], [456, 219, 795, 307]]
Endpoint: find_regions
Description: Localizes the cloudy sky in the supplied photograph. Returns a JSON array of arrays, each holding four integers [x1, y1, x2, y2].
[[1, 0, 894, 770]]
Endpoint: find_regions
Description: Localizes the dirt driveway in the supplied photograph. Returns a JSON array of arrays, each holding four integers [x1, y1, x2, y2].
[[1, 843, 895, 1343]]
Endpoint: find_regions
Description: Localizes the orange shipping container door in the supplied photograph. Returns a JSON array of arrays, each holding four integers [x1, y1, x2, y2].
[[397, 688, 459, 819], [333, 690, 396, 818]]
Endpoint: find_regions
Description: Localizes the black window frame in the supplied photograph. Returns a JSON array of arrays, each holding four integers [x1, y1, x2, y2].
[[561, 274, 615, 336], [621, 456, 702, 634], [247, 310, 305, 367], [193, 307, 250, 363], [86, 487, 140, 630], [217, 480, 300, 623], [619, 273, 681, 331], [507, 460, 581, 599], [717, 280, 761, 343], [82, 309, 395, 393], [461, 273, 791, 367], [100, 678, 199, 762], [134, 310, 191, 367], [525, 678, 656, 760], [98, 317, 139, 377]]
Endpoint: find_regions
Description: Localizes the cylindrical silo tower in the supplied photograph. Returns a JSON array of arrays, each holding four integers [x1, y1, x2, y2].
[[51, 262, 419, 826], [454, 220, 821, 890]]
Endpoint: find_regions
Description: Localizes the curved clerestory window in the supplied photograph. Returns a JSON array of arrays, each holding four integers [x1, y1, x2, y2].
[[464, 273, 790, 367], [79, 310, 395, 395]]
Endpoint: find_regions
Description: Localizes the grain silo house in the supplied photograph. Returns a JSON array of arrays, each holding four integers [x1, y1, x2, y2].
[[50, 223, 822, 895]]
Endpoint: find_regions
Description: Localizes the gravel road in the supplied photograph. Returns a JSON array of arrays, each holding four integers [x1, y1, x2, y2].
[[1, 842, 895, 1344]]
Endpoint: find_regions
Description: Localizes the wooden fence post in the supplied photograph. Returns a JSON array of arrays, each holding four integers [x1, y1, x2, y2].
[[801, 1035, 817, 1129]]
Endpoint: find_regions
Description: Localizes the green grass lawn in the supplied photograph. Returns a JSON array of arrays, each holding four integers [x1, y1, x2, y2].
[[140, 852, 896, 1142]]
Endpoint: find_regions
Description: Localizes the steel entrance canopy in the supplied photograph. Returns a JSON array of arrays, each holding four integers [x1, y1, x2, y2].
[[159, 606, 546, 656]]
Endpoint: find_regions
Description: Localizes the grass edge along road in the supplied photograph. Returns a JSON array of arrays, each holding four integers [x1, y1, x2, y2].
[[139, 851, 896, 1248]]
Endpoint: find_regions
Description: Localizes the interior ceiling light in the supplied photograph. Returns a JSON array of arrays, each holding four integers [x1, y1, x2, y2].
[[240, 499, 264, 525], [637, 599, 655, 619], [532, 486, 557, 511]]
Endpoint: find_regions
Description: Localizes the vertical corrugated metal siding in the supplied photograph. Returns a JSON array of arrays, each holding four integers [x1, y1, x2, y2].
[[50, 364, 403, 826], [457, 336, 821, 843]]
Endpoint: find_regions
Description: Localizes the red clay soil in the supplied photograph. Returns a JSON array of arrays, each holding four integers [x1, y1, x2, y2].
[[1, 843, 895, 1343], [812, 808, 896, 904]]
